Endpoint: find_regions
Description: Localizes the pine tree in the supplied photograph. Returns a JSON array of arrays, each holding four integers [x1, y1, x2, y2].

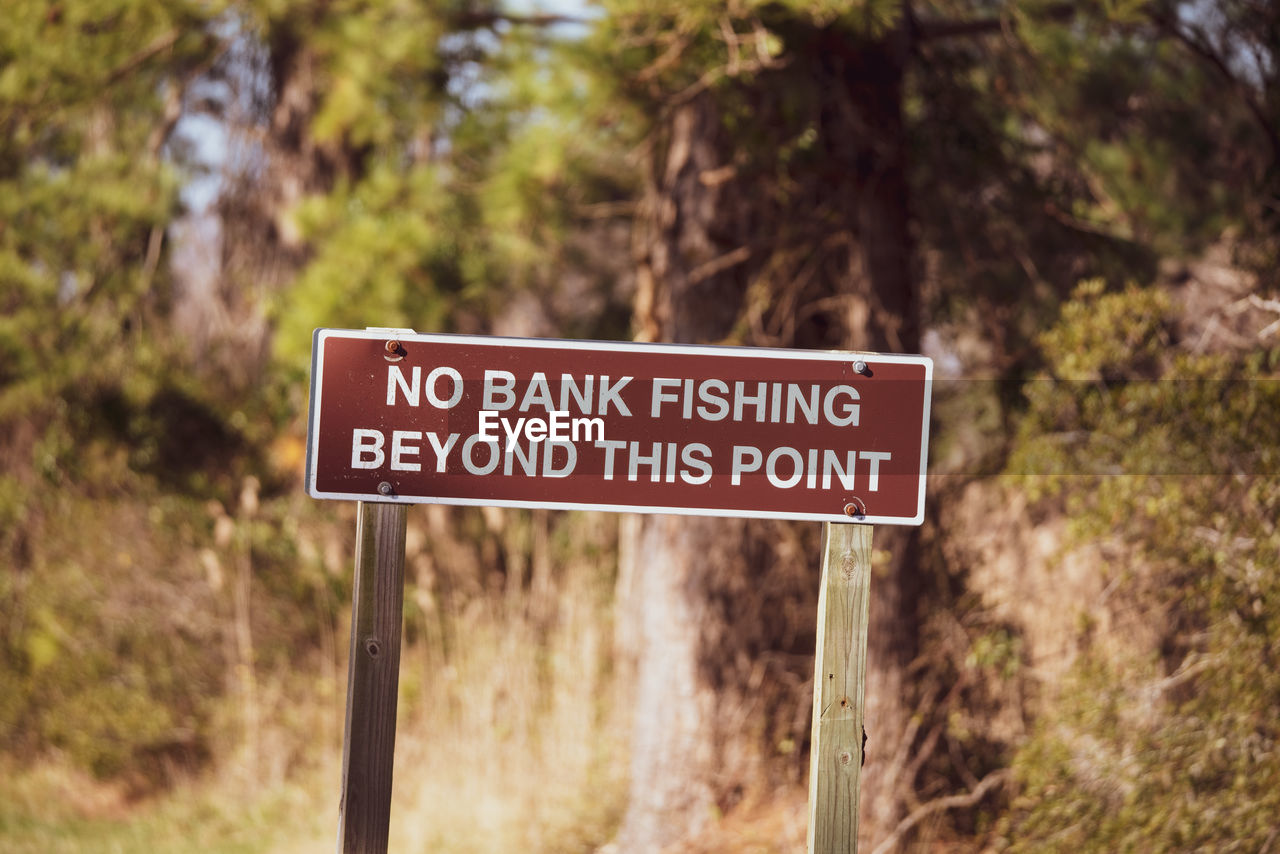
[[590, 0, 1280, 848], [0, 0, 630, 784]]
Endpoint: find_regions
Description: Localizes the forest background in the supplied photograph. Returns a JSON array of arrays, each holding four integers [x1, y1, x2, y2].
[[2, 0, 1279, 851]]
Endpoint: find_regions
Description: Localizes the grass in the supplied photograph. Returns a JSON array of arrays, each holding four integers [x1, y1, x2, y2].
[[1, 507, 630, 854], [0, 760, 330, 854]]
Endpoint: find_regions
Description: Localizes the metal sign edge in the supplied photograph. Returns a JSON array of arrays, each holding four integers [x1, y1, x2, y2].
[[304, 327, 326, 500], [916, 358, 934, 525], [304, 488, 922, 526], [308, 327, 937, 367]]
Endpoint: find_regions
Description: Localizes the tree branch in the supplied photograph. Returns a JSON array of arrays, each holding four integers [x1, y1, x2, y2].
[[451, 11, 587, 30], [915, 16, 1003, 41], [914, 4, 1075, 43], [107, 28, 181, 84], [870, 769, 1012, 854], [1148, 13, 1280, 167], [146, 37, 232, 160]]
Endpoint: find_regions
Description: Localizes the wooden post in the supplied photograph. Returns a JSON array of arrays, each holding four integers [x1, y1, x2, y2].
[[807, 521, 873, 854], [337, 500, 408, 854]]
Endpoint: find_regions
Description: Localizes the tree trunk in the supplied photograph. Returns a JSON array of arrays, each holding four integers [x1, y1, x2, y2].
[[820, 28, 925, 849], [615, 94, 756, 852], [615, 20, 922, 852], [174, 21, 368, 387]]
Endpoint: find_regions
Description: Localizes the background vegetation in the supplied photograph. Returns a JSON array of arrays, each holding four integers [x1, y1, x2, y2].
[[1, 0, 1277, 851]]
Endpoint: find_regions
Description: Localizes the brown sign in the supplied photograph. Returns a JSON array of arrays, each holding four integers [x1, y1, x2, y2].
[[306, 330, 932, 525]]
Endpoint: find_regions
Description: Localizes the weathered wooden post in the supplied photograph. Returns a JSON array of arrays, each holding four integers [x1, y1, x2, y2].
[[807, 521, 873, 853], [337, 499, 407, 854]]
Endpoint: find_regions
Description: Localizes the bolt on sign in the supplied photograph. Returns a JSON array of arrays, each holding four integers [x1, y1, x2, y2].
[[306, 330, 932, 525]]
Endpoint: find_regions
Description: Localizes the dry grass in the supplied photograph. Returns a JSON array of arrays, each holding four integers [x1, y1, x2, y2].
[[1, 505, 629, 854], [388, 510, 629, 853]]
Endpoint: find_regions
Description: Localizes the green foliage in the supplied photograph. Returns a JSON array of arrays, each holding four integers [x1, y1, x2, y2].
[[0, 0, 215, 417], [967, 628, 1024, 681], [237, 0, 495, 367], [1001, 281, 1280, 850], [1012, 1, 1278, 263], [263, 0, 638, 371], [595, 0, 901, 102], [0, 500, 217, 778], [0, 760, 328, 854], [276, 164, 458, 360], [0, 1, 264, 782], [2, 0, 635, 795]]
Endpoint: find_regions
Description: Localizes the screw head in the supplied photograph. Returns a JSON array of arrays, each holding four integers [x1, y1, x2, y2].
[[853, 360, 869, 375], [377, 481, 393, 496]]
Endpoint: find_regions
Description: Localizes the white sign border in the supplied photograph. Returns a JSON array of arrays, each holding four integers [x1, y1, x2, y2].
[[305, 328, 933, 526]]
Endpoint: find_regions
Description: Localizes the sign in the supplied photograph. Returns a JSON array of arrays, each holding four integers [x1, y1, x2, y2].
[[306, 329, 932, 525]]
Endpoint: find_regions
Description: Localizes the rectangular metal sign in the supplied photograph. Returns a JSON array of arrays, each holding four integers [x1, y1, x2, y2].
[[306, 330, 932, 525]]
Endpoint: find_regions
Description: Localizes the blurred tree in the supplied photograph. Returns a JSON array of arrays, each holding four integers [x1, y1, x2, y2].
[[3, 0, 1278, 843], [592, 0, 1279, 848], [0, 0, 222, 490], [0, 0, 634, 786], [0, 0, 239, 780], [190, 0, 636, 380], [1002, 281, 1280, 851]]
